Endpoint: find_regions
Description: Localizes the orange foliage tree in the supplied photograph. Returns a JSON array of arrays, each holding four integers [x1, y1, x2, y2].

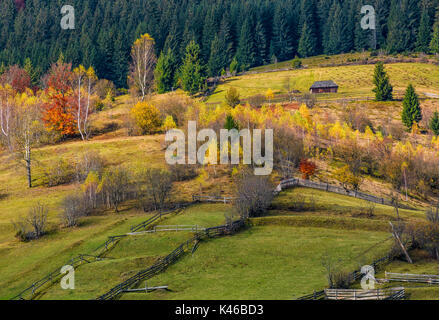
[[300, 159, 317, 180], [42, 58, 77, 137], [43, 91, 76, 136]]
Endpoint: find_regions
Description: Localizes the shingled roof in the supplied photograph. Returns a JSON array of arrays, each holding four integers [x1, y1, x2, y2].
[[310, 80, 339, 89]]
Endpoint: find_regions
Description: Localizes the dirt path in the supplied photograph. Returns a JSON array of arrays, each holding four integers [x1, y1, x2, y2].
[[423, 92, 439, 99]]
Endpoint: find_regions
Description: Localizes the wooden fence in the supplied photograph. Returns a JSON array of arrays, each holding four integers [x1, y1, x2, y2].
[[325, 287, 405, 300], [383, 272, 439, 285], [11, 204, 190, 300], [129, 225, 206, 235], [130, 204, 191, 233], [96, 219, 246, 300], [10, 253, 104, 300], [276, 178, 413, 210], [193, 195, 236, 204], [297, 253, 398, 300]]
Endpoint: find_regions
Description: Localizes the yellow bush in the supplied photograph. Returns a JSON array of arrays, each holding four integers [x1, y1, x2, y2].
[[131, 101, 162, 134], [162, 115, 177, 131]]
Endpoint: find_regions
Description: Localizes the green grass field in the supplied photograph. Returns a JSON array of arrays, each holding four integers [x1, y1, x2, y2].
[[371, 251, 439, 300], [251, 52, 373, 72], [120, 226, 390, 300], [0, 204, 231, 300], [208, 63, 439, 104], [271, 188, 424, 222]]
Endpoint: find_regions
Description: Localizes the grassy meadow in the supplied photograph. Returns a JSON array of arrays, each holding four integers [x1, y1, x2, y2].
[[0, 204, 231, 300], [1, 52, 438, 300], [122, 226, 390, 300], [207, 63, 439, 104]]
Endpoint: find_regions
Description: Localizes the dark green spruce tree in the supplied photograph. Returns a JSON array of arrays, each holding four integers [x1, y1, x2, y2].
[[387, 0, 410, 53], [179, 40, 205, 95], [236, 16, 256, 71], [271, 2, 294, 61], [373, 62, 393, 101], [208, 35, 224, 77], [416, 7, 432, 53], [298, 0, 319, 57], [24, 58, 40, 88], [401, 84, 422, 130], [430, 111, 439, 136], [430, 7, 439, 54], [155, 49, 177, 94], [325, 1, 343, 55]]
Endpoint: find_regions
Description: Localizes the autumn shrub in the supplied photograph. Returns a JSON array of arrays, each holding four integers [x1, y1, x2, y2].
[[167, 163, 199, 182], [95, 79, 116, 100], [149, 90, 193, 126], [234, 171, 274, 219], [299, 159, 317, 180], [99, 166, 132, 212], [322, 254, 353, 289], [131, 101, 162, 134], [334, 165, 362, 191], [333, 140, 366, 177], [43, 158, 75, 187], [246, 94, 266, 108], [162, 115, 177, 131], [298, 93, 316, 109], [60, 193, 89, 228], [75, 151, 105, 182], [327, 269, 353, 289], [225, 87, 241, 108], [343, 105, 374, 133], [136, 168, 173, 212], [273, 125, 305, 179], [13, 203, 48, 241], [405, 221, 439, 260]]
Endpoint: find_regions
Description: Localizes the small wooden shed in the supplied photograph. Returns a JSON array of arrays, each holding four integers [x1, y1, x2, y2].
[[309, 80, 339, 94]]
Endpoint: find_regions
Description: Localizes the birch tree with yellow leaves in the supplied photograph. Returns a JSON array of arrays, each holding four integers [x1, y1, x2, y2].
[[10, 92, 44, 188], [73, 65, 97, 140], [129, 34, 157, 101]]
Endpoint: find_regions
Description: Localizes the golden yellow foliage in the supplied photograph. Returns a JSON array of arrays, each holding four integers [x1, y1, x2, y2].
[[131, 101, 162, 134]]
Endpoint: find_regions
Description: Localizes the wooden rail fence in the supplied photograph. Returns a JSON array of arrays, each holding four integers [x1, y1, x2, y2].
[[325, 287, 405, 300], [383, 272, 439, 285], [276, 178, 413, 210], [193, 195, 236, 204], [96, 220, 246, 300], [129, 225, 206, 235], [297, 252, 399, 300], [130, 203, 191, 233], [11, 204, 190, 300]]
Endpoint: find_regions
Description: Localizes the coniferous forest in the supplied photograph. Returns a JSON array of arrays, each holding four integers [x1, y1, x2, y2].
[[1, 0, 439, 88]]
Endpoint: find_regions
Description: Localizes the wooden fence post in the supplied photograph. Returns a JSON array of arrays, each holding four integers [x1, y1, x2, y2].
[[389, 222, 413, 264]]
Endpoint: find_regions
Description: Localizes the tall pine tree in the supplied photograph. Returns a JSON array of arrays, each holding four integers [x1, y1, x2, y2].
[[373, 62, 393, 101], [401, 84, 422, 129], [431, 7, 439, 54], [236, 16, 256, 70], [298, 0, 319, 57], [271, 2, 294, 61], [155, 49, 177, 94], [179, 40, 205, 95], [416, 7, 432, 53]]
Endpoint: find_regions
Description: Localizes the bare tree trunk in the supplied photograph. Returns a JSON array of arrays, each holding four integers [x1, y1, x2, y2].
[[403, 170, 408, 201], [77, 76, 85, 141], [25, 142, 32, 188], [84, 79, 91, 139]]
